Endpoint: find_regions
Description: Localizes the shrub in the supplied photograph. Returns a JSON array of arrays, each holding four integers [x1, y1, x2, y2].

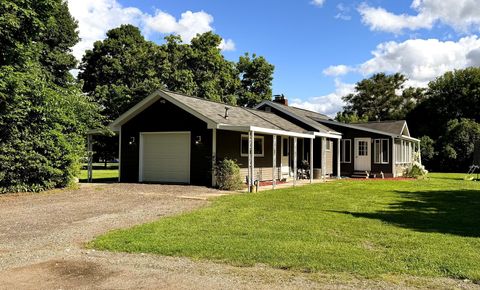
[[214, 158, 244, 190], [406, 161, 429, 179]]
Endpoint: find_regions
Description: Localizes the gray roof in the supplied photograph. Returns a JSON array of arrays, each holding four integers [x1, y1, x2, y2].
[[353, 120, 407, 136], [162, 91, 310, 133], [260, 101, 340, 134]]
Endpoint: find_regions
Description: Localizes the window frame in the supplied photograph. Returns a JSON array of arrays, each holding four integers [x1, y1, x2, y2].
[[340, 139, 351, 163], [374, 139, 389, 164], [240, 134, 265, 157]]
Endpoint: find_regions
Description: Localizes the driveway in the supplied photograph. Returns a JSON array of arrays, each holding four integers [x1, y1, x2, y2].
[[0, 184, 476, 289]]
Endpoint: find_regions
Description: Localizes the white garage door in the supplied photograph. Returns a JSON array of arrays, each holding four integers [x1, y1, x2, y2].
[[140, 132, 191, 183]]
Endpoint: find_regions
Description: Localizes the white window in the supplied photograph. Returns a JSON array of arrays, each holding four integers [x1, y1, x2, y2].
[[241, 135, 264, 157], [326, 140, 331, 151], [340, 139, 351, 163], [374, 139, 389, 164], [395, 140, 413, 164]]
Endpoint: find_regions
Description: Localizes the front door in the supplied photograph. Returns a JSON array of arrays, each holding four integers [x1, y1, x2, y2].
[[354, 138, 371, 171], [281, 137, 290, 177]]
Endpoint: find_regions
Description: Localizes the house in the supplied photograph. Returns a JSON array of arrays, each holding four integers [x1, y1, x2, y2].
[[107, 89, 341, 189], [256, 97, 421, 178]]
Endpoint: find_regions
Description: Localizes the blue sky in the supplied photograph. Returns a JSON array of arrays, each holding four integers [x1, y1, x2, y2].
[[68, 0, 480, 115]]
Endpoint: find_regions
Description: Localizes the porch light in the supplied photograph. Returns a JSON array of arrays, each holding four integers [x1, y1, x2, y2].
[[129, 137, 136, 145], [195, 135, 202, 145]]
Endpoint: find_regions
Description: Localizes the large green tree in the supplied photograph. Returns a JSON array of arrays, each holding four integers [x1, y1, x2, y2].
[[79, 24, 162, 121], [0, 0, 100, 193], [341, 73, 424, 121], [236, 53, 274, 107]]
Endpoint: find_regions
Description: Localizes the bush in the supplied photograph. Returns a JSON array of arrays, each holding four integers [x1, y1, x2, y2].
[[214, 158, 244, 190], [406, 161, 429, 179]]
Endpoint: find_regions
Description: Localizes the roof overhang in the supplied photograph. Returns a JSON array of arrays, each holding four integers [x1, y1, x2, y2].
[[108, 89, 218, 131], [313, 132, 342, 139], [217, 124, 315, 139], [396, 135, 420, 142]]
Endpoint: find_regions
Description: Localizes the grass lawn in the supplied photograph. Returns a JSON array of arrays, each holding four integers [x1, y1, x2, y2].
[[90, 173, 480, 281], [79, 169, 118, 182]]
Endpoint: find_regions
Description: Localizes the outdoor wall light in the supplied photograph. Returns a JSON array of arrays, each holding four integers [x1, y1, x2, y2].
[[195, 135, 202, 145], [129, 137, 136, 146]]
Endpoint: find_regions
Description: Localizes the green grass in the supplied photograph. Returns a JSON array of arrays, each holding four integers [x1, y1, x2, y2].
[[79, 169, 118, 182], [90, 173, 480, 280]]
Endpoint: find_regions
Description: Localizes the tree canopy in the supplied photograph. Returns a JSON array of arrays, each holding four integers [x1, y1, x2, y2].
[[341, 73, 424, 122], [79, 26, 275, 122], [0, 0, 101, 193]]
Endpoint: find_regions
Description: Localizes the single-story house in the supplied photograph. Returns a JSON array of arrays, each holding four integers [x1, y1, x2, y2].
[[106, 89, 342, 189], [255, 97, 421, 178]]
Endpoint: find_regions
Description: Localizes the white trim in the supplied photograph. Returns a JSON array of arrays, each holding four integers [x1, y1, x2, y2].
[[110, 90, 217, 130], [373, 139, 389, 164], [212, 128, 216, 187], [138, 131, 191, 183], [325, 139, 331, 151], [313, 131, 342, 139], [272, 135, 277, 189], [317, 119, 420, 142], [401, 122, 411, 137], [118, 128, 122, 182], [217, 124, 314, 139], [255, 101, 342, 137], [392, 137, 396, 177], [241, 134, 264, 157]]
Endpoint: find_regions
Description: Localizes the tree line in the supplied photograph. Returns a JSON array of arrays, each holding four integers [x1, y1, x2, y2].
[[336, 69, 480, 172]]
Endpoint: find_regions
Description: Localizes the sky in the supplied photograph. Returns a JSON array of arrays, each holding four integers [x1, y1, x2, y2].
[[67, 0, 480, 116]]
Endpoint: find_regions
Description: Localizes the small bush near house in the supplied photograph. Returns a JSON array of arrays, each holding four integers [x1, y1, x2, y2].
[[214, 158, 244, 190], [406, 161, 428, 178]]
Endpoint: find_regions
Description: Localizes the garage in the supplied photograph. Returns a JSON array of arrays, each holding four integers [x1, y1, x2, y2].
[[139, 132, 191, 183]]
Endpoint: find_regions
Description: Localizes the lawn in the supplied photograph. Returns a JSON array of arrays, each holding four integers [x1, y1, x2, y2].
[[90, 173, 480, 281], [79, 169, 118, 182]]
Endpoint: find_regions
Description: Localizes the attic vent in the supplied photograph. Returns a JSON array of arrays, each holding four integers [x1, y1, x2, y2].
[[224, 106, 230, 119], [265, 107, 271, 113]]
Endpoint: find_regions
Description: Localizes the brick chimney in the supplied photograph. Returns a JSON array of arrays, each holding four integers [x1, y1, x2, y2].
[[273, 94, 288, 106]]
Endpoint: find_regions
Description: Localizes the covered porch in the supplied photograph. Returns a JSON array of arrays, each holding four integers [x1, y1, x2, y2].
[[214, 125, 341, 192]]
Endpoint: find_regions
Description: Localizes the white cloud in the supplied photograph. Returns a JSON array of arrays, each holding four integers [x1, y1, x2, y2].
[[359, 0, 480, 33], [311, 0, 326, 7], [290, 79, 355, 117], [67, 0, 234, 61], [360, 36, 480, 86], [219, 39, 236, 51], [323, 64, 352, 76], [325, 36, 480, 87], [335, 3, 352, 21]]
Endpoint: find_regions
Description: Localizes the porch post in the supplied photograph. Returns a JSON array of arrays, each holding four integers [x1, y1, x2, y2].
[[293, 137, 297, 186], [272, 135, 277, 189], [418, 140, 422, 165], [321, 137, 326, 179], [251, 130, 255, 190], [337, 138, 341, 178], [87, 134, 93, 183], [248, 131, 252, 191], [392, 137, 396, 178], [211, 128, 217, 187], [310, 138, 314, 183]]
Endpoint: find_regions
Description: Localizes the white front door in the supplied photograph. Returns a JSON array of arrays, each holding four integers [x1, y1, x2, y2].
[[354, 138, 371, 171], [280, 137, 290, 177]]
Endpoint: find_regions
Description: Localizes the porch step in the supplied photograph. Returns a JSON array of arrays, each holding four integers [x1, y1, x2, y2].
[[351, 171, 369, 179]]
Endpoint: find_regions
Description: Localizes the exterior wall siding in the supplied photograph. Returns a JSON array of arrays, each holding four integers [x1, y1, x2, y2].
[[120, 100, 212, 185], [321, 122, 394, 176]]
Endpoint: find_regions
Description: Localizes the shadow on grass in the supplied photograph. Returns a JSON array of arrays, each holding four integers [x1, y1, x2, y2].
[[332, 189, 480, 237]]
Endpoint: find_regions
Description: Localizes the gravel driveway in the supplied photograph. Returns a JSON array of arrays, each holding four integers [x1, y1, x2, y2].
[[0, 183, 477, 289]]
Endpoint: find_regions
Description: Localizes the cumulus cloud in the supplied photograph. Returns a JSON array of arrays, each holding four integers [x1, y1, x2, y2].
[[323, 64, 353, 76], [67, 0, 235, 61], [358, 0, 480, 33], [290, 79, 355, 117], [325, 36, 480, 87], [311, 0, 326, 7]]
